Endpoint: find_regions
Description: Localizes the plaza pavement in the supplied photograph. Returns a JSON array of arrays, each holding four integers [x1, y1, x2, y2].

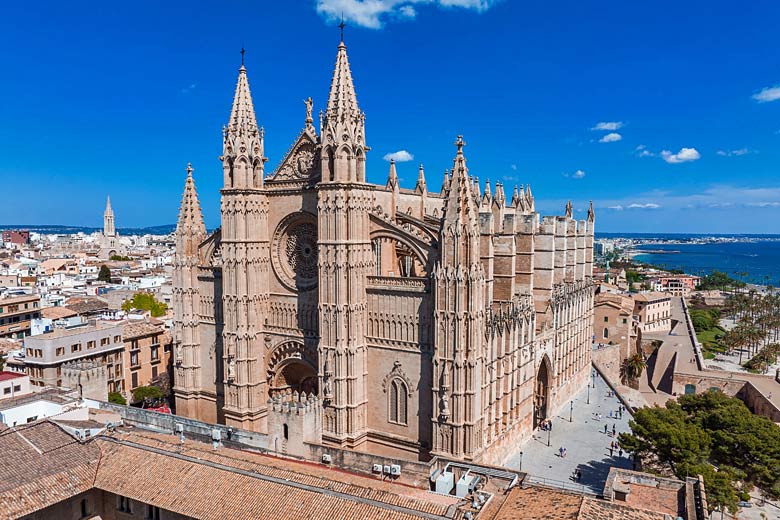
[[504, 371, 633, 495]]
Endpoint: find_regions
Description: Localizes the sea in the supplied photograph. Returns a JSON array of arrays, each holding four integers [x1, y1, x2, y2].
[[600, 234, 780, 286]]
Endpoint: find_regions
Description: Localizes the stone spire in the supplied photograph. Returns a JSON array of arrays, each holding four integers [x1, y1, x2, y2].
[[176, 164, 206, 249], [587, 200, 595, 222], [103, 196, 115, 237], [172, 163, 208, 415], [440, 169, 450, 194], [494, 182, 506, 207], [481, 179, 492, 207], [511, 185, 522, 207], [415, 163, 427, 193], [321, 41, 367, 183], [222, 57, 266, 189], [386, 159, 399, 189], [441, 136, 480, 230], [565, 200, 573, 218], [525, 184, 535, 212], [432, 135, 485, 459]]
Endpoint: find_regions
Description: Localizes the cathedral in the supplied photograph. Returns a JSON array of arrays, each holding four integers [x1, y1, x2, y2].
[[172, 39, 595, 464]]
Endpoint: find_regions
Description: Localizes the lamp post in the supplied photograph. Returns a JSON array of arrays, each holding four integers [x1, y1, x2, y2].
[[569, 400, 573, 423], [519, 451, 524, 471], [587, 379, 591, 404], [547, 427, 551, 447]]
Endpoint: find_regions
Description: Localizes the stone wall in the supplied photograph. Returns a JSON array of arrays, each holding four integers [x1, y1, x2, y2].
[[591, 344, 621, 384]]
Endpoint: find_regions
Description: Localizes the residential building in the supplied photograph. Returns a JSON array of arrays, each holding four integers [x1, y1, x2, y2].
[[122, 320, 172, 400], [0, 294, 41, 339], [594, 292, 640, 360], [650, 274, 701, 297], [0, 371, 31, 400], [633, 292, 672, 333], [23, 320, 124, 392], [172, 39, 596, 464], [1, 229, 30, 245]]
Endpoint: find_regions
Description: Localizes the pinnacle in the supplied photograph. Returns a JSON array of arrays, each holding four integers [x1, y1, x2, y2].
[[228, 64, 259, 138], [326, 41, 360, 123], [177, 163, 206, 237]]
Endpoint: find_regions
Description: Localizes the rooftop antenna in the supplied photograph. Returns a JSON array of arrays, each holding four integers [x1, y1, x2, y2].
[[339, 12, 346, 42]]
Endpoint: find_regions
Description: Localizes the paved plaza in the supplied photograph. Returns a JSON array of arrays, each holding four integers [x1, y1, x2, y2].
[[505, 371, 633, 495]]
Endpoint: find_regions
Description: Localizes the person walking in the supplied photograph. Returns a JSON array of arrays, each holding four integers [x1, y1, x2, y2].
[[576, 469, 582, 482], [604, 424, 608, 434], [619, 448, 623, 458], [549, 419, 553, 431], [609, 445, 613, 457], [559, 446, 564, 458], [612, 424, 616, 437]]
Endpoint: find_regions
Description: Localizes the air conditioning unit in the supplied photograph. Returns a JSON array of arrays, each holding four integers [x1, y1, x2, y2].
[[174, 423, 184, 434], [390, 464, 401, 476], [322, 453, 332, 464], [372, 464, 383, 473], [383, 465, 391, 475], [211, 429, 221, 442]]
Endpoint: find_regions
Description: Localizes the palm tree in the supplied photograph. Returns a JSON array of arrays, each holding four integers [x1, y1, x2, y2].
[[620, 353, 647, 388]]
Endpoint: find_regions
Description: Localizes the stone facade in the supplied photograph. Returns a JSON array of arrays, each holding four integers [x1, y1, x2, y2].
[[172, 40, 595, 464]]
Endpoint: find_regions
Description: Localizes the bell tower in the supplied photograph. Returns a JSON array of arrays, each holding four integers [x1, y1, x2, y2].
[[219, 53, 272, 430], [317, 38, 373, 448]]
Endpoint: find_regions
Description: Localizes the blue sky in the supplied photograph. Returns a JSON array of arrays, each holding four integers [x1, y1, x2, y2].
[[1, 0, 779, 233]]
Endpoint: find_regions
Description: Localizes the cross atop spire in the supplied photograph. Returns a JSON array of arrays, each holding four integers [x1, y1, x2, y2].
[[240, 47, 246, 67], [339, 12, 346, 42]]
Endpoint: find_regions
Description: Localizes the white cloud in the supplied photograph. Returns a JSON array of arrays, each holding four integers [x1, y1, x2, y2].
[[746, 202, 780, 208], [510, 164, 518, 171], [627, 203, 661, 209], [572, 169, 586, 179], [599, 132, 622, 143], [716, 148, 750, 157], [180, 83, 197, 94], [660, 147, 700, 164], [608, 205, 624, 211], [591, 121, 623, 131], [316, 0, 500, 29], [383, 150, 414, 162], [635, 144, 654, 157], [752, 86, 780, 103]]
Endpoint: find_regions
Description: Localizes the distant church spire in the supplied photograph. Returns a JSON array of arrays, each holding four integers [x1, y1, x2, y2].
[[222, 53, 266, 189], [587, 200, 595, 222], [103, 196, 115, 237]]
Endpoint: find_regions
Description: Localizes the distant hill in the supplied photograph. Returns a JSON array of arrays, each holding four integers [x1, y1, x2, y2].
[[0, 224, 177, 235]]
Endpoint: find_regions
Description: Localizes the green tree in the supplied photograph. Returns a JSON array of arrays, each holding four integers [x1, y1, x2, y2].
[[97, 264, 111, 282], [619, 353, 647, 388], [131, 385, 163, 403], [122, 292, 168, 317], [108, 391, 127, 405], [620, 392, 780, 512]]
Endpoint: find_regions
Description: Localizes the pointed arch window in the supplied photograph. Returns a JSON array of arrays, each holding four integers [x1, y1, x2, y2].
[[388, 378, 408, 426]]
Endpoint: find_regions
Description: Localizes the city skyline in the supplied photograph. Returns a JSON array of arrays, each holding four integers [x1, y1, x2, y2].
[[1, 1, 779, 233]]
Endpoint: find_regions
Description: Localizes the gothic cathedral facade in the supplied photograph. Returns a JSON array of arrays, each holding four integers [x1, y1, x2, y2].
[[172, 40, 595, 464]]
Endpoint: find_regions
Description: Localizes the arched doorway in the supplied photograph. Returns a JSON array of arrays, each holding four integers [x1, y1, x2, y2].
[[266, 341, 318, 398], [533, 358, 551, 428], [273, 360, 318, 396]]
